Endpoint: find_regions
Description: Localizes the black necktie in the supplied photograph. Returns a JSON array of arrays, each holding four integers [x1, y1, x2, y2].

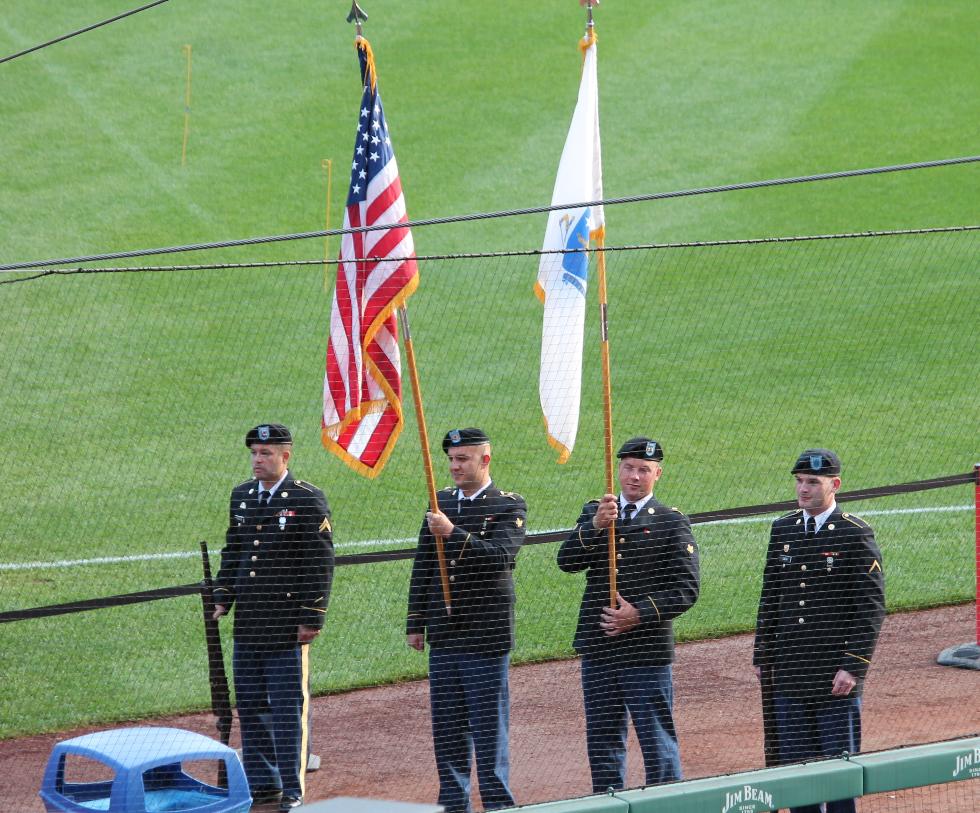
[[259, 490, 271, 507], [622, 502, 637, 523], [804, 516, 814, 537]]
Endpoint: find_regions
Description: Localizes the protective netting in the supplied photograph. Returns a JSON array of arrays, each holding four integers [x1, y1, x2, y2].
[[1, 226, 976, 811]]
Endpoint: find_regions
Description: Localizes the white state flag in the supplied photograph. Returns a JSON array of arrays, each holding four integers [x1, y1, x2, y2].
[[534, 34, 604, 463]]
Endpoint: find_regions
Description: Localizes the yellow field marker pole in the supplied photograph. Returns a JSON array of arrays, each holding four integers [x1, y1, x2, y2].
[[181, 44, 192, 166], [322, 158, 333, 291]]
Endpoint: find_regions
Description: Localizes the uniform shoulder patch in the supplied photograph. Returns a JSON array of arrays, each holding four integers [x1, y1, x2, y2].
[[841, 512, 871, 528]]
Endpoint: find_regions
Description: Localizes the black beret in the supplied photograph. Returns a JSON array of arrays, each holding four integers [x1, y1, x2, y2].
[[442, 427, 490, 453], [616, 436, 664, 462], [245, 423, 293, 447], [791, 448, 841, 477]]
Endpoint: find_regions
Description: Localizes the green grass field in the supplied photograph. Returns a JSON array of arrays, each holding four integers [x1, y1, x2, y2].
[[0, 0, 977, 738]]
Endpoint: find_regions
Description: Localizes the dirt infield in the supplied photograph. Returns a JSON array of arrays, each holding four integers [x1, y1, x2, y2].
[[3, 604, 977, 812]]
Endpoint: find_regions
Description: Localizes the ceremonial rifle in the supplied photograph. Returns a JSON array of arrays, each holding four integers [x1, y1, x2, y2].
[[199, 540, 233, 786]]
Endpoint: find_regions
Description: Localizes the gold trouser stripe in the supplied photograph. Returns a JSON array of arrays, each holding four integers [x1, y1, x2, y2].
[[299, 644, 310, 796]]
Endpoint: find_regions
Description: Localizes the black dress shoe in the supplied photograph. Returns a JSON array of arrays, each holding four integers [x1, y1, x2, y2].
[[250, 787, 282, 805], [279, 795, 303, 811]]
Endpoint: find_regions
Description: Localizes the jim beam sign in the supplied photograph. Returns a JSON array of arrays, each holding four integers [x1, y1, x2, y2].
[[721, 784, 775, 813], [953, 747, 980, 780]]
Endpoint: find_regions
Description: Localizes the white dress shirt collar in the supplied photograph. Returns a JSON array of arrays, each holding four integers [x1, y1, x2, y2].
[[259, 469, 289, 497], [803, 501, 836, 533], [619, 493, 653, 519], [458, 480, 491, 504]]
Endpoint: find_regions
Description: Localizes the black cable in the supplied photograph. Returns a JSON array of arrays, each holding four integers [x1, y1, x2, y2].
[[0, 0, 171, 66], [1, 470, 974, 622], [2, 155, 977, 271], [1, 224, 976, 285]]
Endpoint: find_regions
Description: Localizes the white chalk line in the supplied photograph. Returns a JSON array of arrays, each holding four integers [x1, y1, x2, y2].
[[1, 505, 971, 572]]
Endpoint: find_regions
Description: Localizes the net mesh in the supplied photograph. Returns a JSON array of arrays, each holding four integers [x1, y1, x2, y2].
[[1, 226, 976, 810]]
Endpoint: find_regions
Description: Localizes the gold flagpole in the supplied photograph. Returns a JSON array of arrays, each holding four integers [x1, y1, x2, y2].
[[399, 306, 452, 612], [597, 237, 617, 608]]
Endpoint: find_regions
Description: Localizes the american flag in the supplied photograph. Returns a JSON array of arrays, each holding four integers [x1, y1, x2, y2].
[[322, 36, 419, 478]]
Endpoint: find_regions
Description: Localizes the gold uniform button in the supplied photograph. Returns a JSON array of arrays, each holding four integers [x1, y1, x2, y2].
[[616, 553, 623, 560], [249, 571, 256, 578], [251, 555, 258, 562], [254, 540, 260, 546], [286, 593, 292, 598], [449, 575, 455, 583], [801, 565, 807, 571], [257, 525, 263, 530], [614, 568, 620, 574], [450, 560, 456, 566], [798, 617, 805, 624], [800, 582, 806, 588], [619, 537, 626, 544], [799, 600, 805, 606]]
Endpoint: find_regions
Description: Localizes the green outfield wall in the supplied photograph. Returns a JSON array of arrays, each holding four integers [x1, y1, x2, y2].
[[507, 736, 980, 813]]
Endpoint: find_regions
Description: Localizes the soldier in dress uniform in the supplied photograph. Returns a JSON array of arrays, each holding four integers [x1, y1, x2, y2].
[[558, 437, 700, 792], [753, 448, 885, 813], [213, 424, 334, 811], [406, 427, 527, 813]]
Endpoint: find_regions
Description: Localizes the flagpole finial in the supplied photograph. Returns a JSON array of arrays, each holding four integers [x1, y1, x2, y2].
[[347, 1, 368, 36], [580, 0, 598, 32]]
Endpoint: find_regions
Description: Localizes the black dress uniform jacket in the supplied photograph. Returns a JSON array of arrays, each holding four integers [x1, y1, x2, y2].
[[558, 497, 700, 664], [407, 483, 527, 654], [215, 473, 334, 649], [754, 507, 884, 698]]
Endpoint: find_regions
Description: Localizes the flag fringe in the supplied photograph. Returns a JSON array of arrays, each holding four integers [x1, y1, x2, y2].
[[320, 421, 404, 480], [322, 394, 395, 440], [358, 266, 419, 374], [356, 35, 377, 92], [542, 414, 572, 465]]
